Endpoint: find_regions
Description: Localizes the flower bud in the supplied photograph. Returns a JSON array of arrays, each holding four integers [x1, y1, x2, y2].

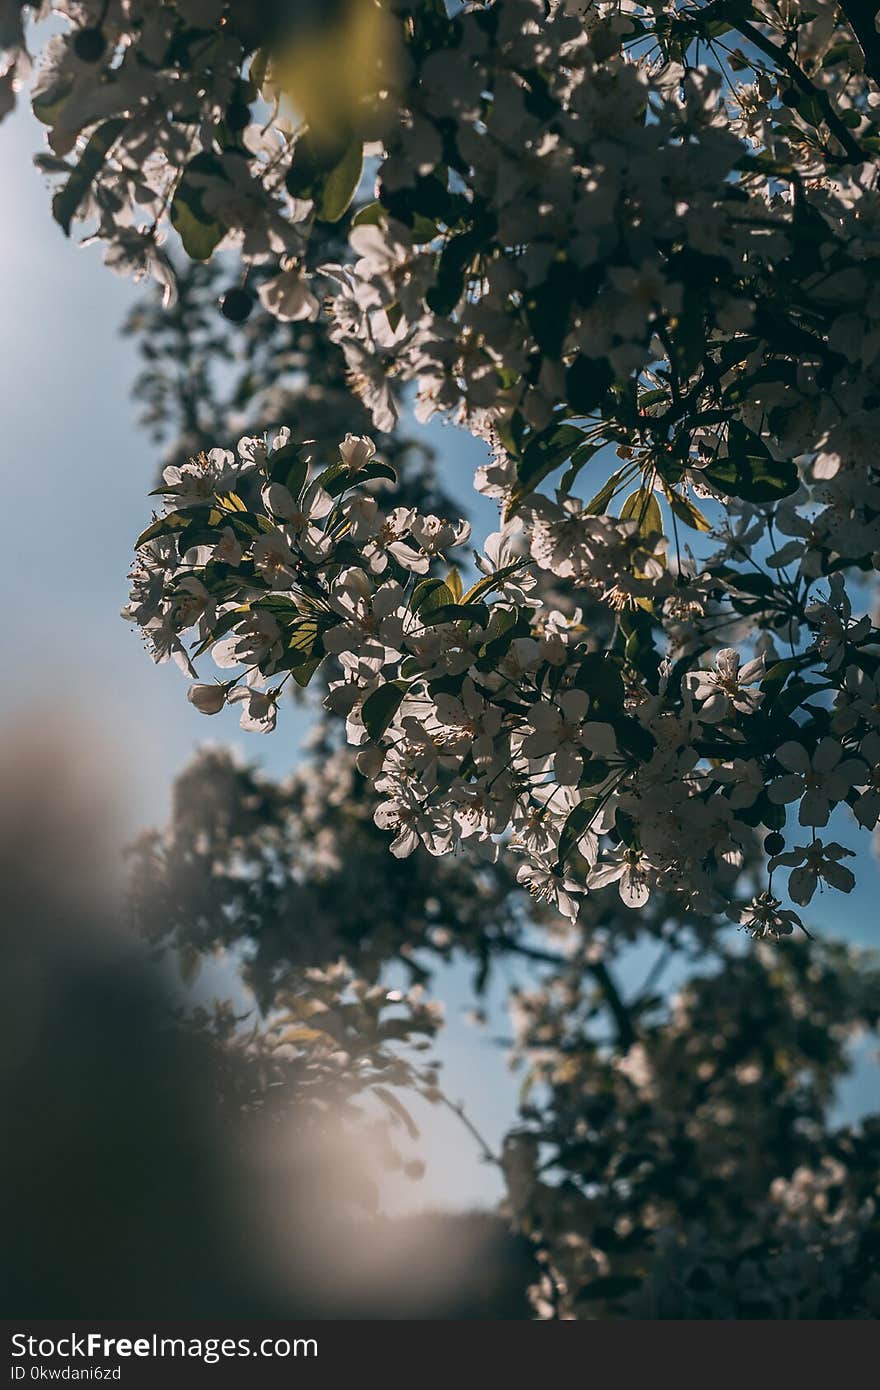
[[187, 683, 226, 715]]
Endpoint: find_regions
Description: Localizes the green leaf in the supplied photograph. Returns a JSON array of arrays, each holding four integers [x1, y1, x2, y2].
[[565, 354, 614, 413], [580, 465, 627, 516], [418, 601, 489, 628], [509, 423, 587, 510], [462, 561, 523, 603], [574, 653, 625, 713], [475, 607, 532, 672], [285, 132, 346, 198], [425, 214, 493, 314], [285, 456, 309, 499], [614, 807, 640, 849], [620, 488, 663, 536], [32, 78, 74, 127], [560, 439, 605, 495], [776, 678, 827, 718], [761, 655, 809, 698], [702, 422, 798, 502], [135, 509, 201, 549], [411, 577, 453, 614], [310, 460, 348, 496], [446, 567, 463, 602], [362, 681, 409, 741], [313, 455, 396, 497], [578, 759, 610, 787], [288, 619, 321, 655], [271, 619, 325, 675], [316, 138, 364, 222], [268, 437, 309, 495], [253, 594, 302, 619], [191, 605, 251, 658], [357, 461, 398, 487], [665, 488, 711, 532], [614, 715, 656, 763], [637, 387, 668, 410], [53, 118, 126, 235], [290, 656, 323, 687], [351, 199, 384, 227], [671, 283, 706, 379], [526, 258, 579, 358], [557, 800, 594, 865], [171, 153, 230, 260], [427, 672, 466, 698]]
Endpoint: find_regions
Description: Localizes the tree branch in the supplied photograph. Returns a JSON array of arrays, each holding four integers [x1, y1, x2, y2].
[[589, 959, 637, 1051], [736, 16, 865, 163], [438, 1094, 500, 1166], [838, 1, 880, 86], [494, 933, 638, 1050]]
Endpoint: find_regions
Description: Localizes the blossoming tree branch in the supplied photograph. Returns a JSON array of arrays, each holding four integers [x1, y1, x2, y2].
[[6, 0, 880, 1317]]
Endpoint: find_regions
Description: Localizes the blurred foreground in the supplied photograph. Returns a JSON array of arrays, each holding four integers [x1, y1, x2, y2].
[[0, 715, 533, 1318]]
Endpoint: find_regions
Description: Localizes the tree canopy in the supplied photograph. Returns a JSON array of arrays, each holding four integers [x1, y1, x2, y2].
[[5, 0, 880, 1317]]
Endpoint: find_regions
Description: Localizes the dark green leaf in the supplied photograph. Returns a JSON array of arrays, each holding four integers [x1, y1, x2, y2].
[[135, 508, 205, 549], [462, 561, 524, 603], [351, 200, 385, 227], [510, 423, 587, 509], [171, 152, 231, 260], [703, 422, 798, 502], [578, 759, 610, 786], [560, 439, 605, 495], [425, 214, 493, 314], [574, 653, 625, 713], [362, 680, 409, 741], [290, 656, 323, 687], [557, 800, 594, 865], [566, 354, 614, 413], [475, 608, 532, 672], [53, 118, 126, 235], [316, 138, 364, 222], [526, 258, 579, 358], [418, 601, 489, 628], [191, 605, 251, 658], [614, 715, 656, 762]]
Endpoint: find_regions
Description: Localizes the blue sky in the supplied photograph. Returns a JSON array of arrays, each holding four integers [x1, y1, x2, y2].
[[0, 96, 514, 1210], [2, 95, 876, 1213]]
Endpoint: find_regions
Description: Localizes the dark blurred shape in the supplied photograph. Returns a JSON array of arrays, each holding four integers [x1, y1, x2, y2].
[[0, 718, 270, 1315], [0, 716, 533, 1318], [269, 1213, 536, 1320]]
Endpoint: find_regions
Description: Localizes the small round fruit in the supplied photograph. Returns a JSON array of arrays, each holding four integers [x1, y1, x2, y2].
[[74, 27, 107, 63], [220, 288, 254, 323], [763, 832, 785, 856]]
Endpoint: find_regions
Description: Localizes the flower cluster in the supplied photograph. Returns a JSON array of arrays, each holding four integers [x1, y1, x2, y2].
[[5, 1, 401, 295], [12, 0, 880, 1321], [323, 0, 880, 503], [127, 426, 880, 931]]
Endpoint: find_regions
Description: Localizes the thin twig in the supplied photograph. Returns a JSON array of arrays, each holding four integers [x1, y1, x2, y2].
[[438, 1093, 500, 1166]]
